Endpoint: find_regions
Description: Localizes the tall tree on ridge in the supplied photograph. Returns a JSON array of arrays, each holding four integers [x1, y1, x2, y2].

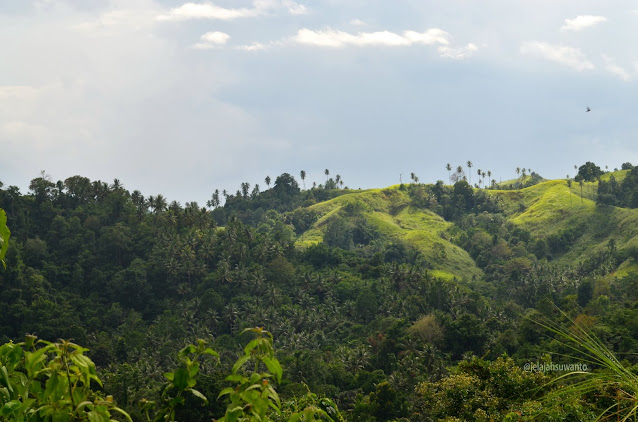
[[265, 176, 271, 189], [300, 170, 306, 189], [446, 163, 452, 184], [325, 169, 330, 182], [466, 160, 473, 184]]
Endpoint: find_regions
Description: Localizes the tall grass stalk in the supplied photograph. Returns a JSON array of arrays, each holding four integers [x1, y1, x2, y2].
[[533, 310, 638, 421]]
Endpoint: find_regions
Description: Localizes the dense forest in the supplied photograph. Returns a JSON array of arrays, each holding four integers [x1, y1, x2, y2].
[[3, 161, 638, 421]]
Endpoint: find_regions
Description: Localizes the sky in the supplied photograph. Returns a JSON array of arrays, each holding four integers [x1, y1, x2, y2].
[[2, 0, 638, 205]]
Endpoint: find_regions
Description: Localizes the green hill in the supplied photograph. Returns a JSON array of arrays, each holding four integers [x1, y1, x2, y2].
[[296, 186, 481, 280], [293, 172, 638, 280]]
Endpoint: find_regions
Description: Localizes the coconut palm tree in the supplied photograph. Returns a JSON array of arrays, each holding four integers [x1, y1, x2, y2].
[[446, 163, 452, 183], [265, 176, 271, 189], [324, 169, 330, 182], [466, 160, 473, 184], [300, 170, 306, 189]]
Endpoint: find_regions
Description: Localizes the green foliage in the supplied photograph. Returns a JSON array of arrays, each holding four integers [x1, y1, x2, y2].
[[217, 327, 283, 421], [0, 335, 132, 421], [530, 310, 638, 421], [217, 327, 338, 422], [6, 168, 638, 421], [142, 339, 219, 422], [575, 162, 604, 183], [0, 208, 9, 269]]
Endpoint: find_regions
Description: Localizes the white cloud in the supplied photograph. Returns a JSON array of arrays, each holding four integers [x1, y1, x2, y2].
[[236, 43, 266, 51], [157, 0, 307, 21], [521, 41, 594, 71], [560, 15, 607, 31], [438, 43, 478, 60], [350, 19, 366, 26], [403, 29, 450, 45], [283, 0, 308, 15], [192, 31, 230, 49], [293, 28, 451, 48], [157, 2, 259, 21], [603, 55, 631, 81]]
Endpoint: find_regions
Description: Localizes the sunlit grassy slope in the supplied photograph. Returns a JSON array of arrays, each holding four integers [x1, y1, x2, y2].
[[490, 171, 638, 264], [295, 170, 638, 280], [296, 186, 481, 281]]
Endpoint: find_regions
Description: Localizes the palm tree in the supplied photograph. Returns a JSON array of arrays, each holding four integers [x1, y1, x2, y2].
[[446, 163, 452, 184], [324, 169, 330, 182], [147, 195, 155, 212], [241, 182, 250, 198], [300, 170, 306, 189], [466, 160, 473, 184], [335, 174, 341, 188], [265, 176, 271, 189], [154, 194, 167, 213], [567, 179, 573, 204], [482, 171, 486, 187], [487, 170, 492, 188], [410, 172, 416, 183], [516, 167, 521, 178]]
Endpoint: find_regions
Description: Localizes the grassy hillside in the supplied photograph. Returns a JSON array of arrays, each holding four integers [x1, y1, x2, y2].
[[491, 175, 638, 264], [296, 186, 482, 280], [294, 170, 638, 280]]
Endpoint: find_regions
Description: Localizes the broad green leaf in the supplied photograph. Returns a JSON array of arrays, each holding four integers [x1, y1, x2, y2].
[[87, 410, 109, 422], [0, 366, 14, 396], [188, 361, 199, 378], [52, 409, 71, 422], [231, 355, 250, 374], [217, 387, 235, 398], [288, 413, 302, 422], [1, 400, 21, 416], [110, 406, 134, 422], [202, 348, 219, 358], [189, 388, 208, 405], [172, 368, 189, 390], [25, 345, 54, 378], [262, 357, 282, 383], [0, 209, 10, 269], [243, 339, 261, 355], [179, 344, 196, 356]]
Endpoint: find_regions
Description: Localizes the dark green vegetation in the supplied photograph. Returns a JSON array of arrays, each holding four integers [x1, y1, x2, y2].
[[2, 163, 638, 421]]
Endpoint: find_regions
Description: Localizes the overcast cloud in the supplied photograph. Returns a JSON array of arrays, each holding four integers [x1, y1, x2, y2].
[[2, 0, 638, 205]]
